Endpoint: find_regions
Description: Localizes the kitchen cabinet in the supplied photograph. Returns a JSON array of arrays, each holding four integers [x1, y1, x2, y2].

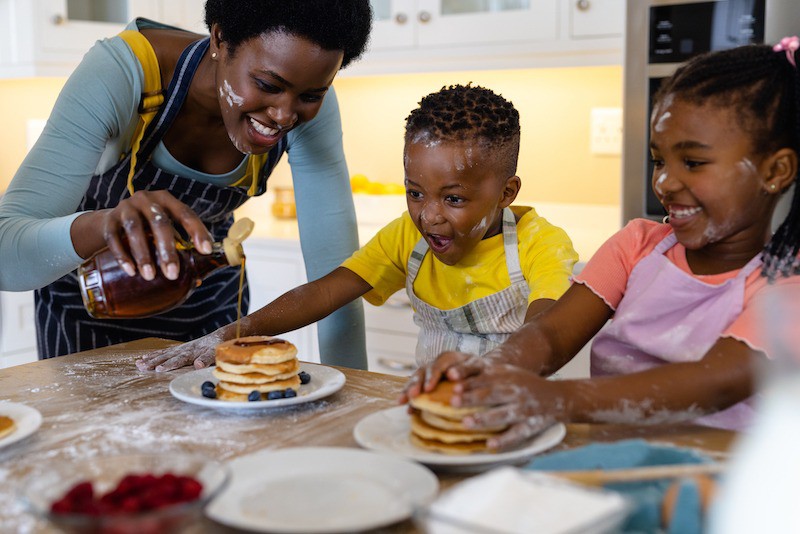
[[0, 290, 38, 368], [364, 293, 419, 376], [0, 0, 205, 78], [349, 0, 625, 75], [242, 238, 321, 364]]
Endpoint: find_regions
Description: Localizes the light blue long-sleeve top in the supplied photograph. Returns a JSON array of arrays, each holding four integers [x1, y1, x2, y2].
[[0, 20, 367, 368]]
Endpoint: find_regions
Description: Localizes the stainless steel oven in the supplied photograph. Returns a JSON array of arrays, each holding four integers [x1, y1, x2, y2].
[[622, 0, 800, 222]]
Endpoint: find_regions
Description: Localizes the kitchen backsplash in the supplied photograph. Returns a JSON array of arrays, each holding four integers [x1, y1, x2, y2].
[[0, 66, 622, 208]]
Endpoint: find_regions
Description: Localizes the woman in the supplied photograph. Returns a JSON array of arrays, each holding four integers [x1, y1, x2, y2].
[[0, 0, 372, 370]]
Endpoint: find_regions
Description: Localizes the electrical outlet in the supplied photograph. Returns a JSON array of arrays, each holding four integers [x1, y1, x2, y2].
[[590, 107, 622, 156]]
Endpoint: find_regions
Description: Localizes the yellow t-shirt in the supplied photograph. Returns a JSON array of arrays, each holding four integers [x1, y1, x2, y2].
[[341, 206, 578, 310]]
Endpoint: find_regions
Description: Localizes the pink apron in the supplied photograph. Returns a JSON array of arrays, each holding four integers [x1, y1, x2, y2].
[[590, 233, 760, 430]]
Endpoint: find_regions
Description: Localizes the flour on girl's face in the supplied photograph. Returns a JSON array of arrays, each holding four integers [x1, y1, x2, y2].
[[220, 80, 244, 108], [652, 93, 674, 133]]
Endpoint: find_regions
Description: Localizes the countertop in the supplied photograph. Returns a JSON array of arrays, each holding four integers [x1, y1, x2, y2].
[[235, 192, 621, 262], [0, 338, 737, 533]]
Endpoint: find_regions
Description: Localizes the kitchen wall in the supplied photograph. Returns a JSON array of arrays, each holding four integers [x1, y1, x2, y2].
[[0, 66, 622, 206]]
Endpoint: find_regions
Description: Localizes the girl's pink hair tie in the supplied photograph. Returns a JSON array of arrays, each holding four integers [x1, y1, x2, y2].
[[773, 36, 800, 67]]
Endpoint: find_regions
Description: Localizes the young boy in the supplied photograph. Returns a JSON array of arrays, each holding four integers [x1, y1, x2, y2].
[[136, 84, 578, 371]]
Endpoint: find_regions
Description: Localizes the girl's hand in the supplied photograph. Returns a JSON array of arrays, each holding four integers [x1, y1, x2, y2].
[[454, 365, 567, 451], [397, 351, 475, 404], [101, 190, 213, 281], [135, 332, 223, 372]]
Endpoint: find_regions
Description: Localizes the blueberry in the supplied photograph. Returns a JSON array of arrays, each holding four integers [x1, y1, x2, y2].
[[201, 386, 217, 399], [284, 388, 297, 398], [247, 390, 261, 402], [266, 390, 284, 400], [201, 380, 215, 391], [298, 371, 311, 385]]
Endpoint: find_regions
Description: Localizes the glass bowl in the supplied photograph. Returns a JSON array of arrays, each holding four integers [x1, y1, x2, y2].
[[19, 453, 230, 534]]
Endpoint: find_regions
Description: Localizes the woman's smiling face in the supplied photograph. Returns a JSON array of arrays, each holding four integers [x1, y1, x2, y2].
[[211, 29, 343, 155], [649, 97, 774, 258], [404, 140, 519, 266]]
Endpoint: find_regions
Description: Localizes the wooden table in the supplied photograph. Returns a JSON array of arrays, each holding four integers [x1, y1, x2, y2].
[[0, 338, 739, 533]]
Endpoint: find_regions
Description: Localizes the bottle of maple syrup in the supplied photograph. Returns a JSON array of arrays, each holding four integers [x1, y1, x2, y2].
[[78, 218, 254, 319]]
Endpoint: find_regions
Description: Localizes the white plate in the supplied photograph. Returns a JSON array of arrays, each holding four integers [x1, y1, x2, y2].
[[169, 362, 345, 410], [0, 401, 43, 449], [206, 446, 439, 533], [354, 406, 566, 472]]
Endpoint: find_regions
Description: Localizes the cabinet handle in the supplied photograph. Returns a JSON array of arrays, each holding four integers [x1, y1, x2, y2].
[[51, 13, 66, 25], [576, 0, 590, 11], [395, 12, 408, 24], [418, 11, 432, 23], [378, 357, 416, 372]]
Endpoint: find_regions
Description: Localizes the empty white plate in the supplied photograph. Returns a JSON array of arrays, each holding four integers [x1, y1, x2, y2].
[[206, 446, 439, 533]]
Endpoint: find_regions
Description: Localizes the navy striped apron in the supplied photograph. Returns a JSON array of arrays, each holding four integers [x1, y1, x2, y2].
[[35, 37, 286, 359]]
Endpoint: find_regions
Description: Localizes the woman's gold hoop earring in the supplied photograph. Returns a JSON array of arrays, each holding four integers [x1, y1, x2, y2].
[[662, 215, 670, 224]]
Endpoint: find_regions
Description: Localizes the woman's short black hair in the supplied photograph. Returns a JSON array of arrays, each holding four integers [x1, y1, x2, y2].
[[405, 83, 521, 177], [205, 0, 372, 68]]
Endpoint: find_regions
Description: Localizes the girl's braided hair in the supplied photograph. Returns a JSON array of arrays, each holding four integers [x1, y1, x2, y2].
[[204, 0, 372, 68], [404, 84, 521, 177], [654, 44, 800, 281]]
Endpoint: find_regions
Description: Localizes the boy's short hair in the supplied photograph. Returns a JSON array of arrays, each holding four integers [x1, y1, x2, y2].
[[404, 84, 521, 177]]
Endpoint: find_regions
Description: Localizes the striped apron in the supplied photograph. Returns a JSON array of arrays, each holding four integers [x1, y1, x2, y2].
[[407, 208, 531, 366], [34, 37, 286, 359]]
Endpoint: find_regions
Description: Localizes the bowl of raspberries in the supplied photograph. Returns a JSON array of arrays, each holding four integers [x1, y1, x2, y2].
[[20, 453, 230, 534]]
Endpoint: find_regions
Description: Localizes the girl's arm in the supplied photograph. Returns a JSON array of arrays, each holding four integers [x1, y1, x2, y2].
[[456, 336, 757, 449], [136, 267, 372, 371]]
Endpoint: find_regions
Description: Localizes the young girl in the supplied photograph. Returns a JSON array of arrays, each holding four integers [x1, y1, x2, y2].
[[402, 40, 800, 450], [136, 84, 578, 371]]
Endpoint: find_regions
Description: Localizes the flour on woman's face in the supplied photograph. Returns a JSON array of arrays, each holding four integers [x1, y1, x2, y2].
[[219, 80, 245, 108]]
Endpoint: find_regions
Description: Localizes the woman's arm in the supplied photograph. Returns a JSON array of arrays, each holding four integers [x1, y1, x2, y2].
[[136, 266, 372, 371], [0, 37, 140, 290], [288, 86, 367, 369]]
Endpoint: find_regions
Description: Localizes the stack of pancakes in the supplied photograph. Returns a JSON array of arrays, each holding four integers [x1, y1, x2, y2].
[[212, 335, 301, 401], [0, 415, 15, 440], [408, 381, 507, 455]]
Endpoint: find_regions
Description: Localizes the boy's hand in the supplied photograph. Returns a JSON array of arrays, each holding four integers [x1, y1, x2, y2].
[[135, 332, 222, 372]]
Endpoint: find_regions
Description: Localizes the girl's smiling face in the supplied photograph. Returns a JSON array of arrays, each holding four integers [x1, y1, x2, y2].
[[649, 97, 777, 266], [211, 29, 343, 155], [404, 140, 520, 266]]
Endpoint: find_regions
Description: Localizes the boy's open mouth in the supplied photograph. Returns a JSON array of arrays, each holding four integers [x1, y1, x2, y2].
[[426, 233, 452, 253]]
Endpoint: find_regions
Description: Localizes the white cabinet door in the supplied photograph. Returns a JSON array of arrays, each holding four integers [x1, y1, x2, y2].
[[417, 0, 558, 47], [364, 292, 418, 376], [0, 291, 38, 368], [242, 239, 320, 363], [569, 0, 624, 39], [156, 0, 207, 33], [369, 0, 416, 49]]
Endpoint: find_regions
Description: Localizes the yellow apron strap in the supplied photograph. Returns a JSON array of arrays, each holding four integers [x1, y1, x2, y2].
[[118, 30, 163, 195]]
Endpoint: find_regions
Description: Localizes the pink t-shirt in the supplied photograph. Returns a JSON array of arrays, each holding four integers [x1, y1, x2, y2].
[[573, 219, 800, 358]]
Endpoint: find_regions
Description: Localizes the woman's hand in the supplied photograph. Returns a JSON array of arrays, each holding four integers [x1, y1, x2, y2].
[[454, 365, 567, 450], [76, 190, 213, 280], [135, 332, 223, 372]]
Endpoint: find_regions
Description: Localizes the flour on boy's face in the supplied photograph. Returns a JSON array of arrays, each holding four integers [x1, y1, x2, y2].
[[403, 140, 509, 266]]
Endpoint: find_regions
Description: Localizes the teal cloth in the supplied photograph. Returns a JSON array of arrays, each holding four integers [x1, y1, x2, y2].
[[525, 439, 713, 533]]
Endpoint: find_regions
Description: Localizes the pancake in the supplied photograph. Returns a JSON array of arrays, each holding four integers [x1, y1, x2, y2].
[[0, 416, 16, 440], [212, 367, 299, 384], [215, 336, 298, 365], [410, 433, 492, 455], [420, 409, 507, 433], [410, 412, 499, 443], [216, 374, 301, 394], [409, 380, 483, 419], [216, 359, 299, 376]]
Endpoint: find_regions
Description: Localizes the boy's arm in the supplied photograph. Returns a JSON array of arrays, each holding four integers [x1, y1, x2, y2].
[[135, 267, 371, 371]]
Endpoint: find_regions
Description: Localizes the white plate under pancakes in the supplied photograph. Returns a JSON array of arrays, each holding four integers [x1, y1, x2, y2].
[[0, 401, 43, 449], [206, 446, 438, 533], [354, 405, 566, 472], [169, 362, 345, 410]]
